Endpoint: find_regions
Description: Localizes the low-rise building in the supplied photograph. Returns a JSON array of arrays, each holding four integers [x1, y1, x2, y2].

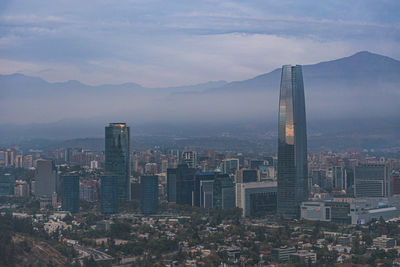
[[271, 246, 296, 263], [301, 200, 352, 224], [328, 245, 352, 253], [373, 235, 396, 249], [289, 250, 317, 264], [44, 221, 71, 234], [337, 236, 352, 245]]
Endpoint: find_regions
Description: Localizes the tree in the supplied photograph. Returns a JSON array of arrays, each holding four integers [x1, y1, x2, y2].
[[83, 256, 97, 267], [352, 234, 363, 255], [386, 249, 398, 259], [362, 233, 373, 246], [110, 220, 131, 239]]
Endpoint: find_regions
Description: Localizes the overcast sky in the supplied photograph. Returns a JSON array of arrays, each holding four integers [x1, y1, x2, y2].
[[1, 0, 399, 87]]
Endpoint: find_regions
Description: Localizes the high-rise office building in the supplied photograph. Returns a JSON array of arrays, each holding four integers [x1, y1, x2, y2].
[[182, 151, 197, 168], [344, 168, 354, 194], [311, 169, 324, 187], [354, 164, 389, 198], [140, 175, 159, 215], [277, 65, 308, 219], [0, 172, 15, 196], [392, 175, 400, 195], [35, 159, 57, 197], [194, 172, 215, 207], [170, 149, 180, 161], [101, 175, 118, 214], [130, 181, 141, 203], [80, 183, 95, 202], [144, 163, 157, 174], [62, 174, 80, 213], [64, 148, 72, 163], [14, 180, 29, 197], [213, 173, 235, 210], [200, 180, 214, 208], [333, 166, 346, 191], [22, 155, 33, 169], [2, 149, 15, 167], [14, 155, 23, 168], [161, 159, 168, 173], [105, 123, 130, 201], [167, 168, 177, 202], [222, 158, 239, 175], [0, 151, 5, 167], [175, 164, 196, 206]]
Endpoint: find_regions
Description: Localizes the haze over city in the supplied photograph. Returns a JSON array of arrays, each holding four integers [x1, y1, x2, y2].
[[1, 1, 399, 133]]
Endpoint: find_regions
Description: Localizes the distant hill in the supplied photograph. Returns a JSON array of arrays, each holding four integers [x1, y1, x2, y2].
[[208, 51, 400, 93], [0, 51, 399, 147]]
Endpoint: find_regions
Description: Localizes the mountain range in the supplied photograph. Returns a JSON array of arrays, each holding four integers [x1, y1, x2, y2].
[[0, 51, 399, 148]]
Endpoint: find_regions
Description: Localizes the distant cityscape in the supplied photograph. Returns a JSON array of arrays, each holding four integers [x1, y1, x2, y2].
[[0, 65, 399, 266]]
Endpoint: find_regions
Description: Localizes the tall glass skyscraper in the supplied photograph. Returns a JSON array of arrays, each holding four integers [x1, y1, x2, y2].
[[105, 123, 130, 201], [175, 164, 196, 206], [277, 65, 308, 219], [35, 159, 57, 197], [61, 174, 80, 213], [140, 175, 159, 215], [167, 168, 177, 203], [101, 175, 118, 214]]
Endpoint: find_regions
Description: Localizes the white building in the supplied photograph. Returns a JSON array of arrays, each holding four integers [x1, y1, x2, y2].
[[90, 160, 98, 170], [182, 151, 197, 168], [373, 235, 396, 249], [236, 181, 277, 217]]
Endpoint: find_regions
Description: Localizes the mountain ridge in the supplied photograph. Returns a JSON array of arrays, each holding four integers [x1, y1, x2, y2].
[[0, 50, 399, 126], [2, 50, 399, 94]]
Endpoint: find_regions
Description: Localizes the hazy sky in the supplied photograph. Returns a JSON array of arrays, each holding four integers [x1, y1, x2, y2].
[[1, 0, 399, 87]]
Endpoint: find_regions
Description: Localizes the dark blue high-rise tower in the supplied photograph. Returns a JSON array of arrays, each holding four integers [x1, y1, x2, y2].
[[101, 175, 118, 214], [61, 174, 80, 213], [277, 65, 308, 219], [141, 175, 159, 215], [105, 123, 130, 201]]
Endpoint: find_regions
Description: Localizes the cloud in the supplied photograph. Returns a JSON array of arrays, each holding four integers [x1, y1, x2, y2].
[[0, 0, 399, 87], [2, 32, 400, 87]]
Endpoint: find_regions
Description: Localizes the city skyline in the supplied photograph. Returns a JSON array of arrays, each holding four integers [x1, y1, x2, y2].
[[0, 2, 399, 266]]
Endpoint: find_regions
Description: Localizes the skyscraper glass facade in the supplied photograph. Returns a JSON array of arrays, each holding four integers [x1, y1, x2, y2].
[[105, 123, 130, 201], [200, 180, 214, 208], [0, 171, 15, 196], [167, 168, 177, 202], [194, 172, 215, 207], [249, 191, 277, 217], [175, 164, 196, 206], [213, 173, 235, 210], [277, 65, 308, 219], [62, 174, 80, 213], [354, 164, 389, 198], [101, 175, 118, 214], [140, 175, 159, 215], [35, 159, 57, 197]]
